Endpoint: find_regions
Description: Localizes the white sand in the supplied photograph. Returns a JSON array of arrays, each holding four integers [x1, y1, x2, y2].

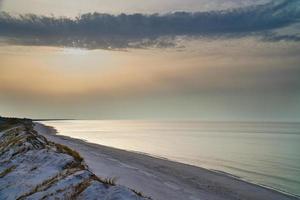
[[35, 122, 299, 200]]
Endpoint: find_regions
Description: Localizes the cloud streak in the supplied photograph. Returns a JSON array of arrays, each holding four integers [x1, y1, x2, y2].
[[0, 0, 299, 49]]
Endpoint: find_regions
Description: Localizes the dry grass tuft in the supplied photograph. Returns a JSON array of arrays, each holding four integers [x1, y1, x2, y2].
[[132, 189, 152, 199], [55, 143, 83, 163], [102, 177, 118, 186], [0, 165, 16, 178]]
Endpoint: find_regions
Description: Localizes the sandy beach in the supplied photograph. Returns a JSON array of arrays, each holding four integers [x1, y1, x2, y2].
[[35, 122, 299, 200], [2, 1, 299, 199]]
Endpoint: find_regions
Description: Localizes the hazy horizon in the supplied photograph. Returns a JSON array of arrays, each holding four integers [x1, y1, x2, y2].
[[1, 0, 300, 121]]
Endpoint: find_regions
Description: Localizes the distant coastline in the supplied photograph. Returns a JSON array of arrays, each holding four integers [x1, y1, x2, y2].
[[33, 119, 76, 121], [33, 119, 300, 123]]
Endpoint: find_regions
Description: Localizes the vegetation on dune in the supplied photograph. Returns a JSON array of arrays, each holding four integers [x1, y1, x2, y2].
[[0, 117, 32, 131], [0, 165, 16, 178], [55, 143, 83, 163], [102, 177, 118, 186]]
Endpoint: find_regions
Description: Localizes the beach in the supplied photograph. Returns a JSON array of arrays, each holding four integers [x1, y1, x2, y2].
[[35, 122, 299, 200], [1, 1, 300, 199]]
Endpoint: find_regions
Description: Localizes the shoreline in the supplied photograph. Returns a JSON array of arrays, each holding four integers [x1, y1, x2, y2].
[[34, 122, 299, 200]]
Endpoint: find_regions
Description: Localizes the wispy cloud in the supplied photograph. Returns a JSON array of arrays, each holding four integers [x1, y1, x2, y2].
[[0, 0, 299, 49]]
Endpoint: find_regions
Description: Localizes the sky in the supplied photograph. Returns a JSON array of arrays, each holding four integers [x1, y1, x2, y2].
[[0, 0, 300, 121]]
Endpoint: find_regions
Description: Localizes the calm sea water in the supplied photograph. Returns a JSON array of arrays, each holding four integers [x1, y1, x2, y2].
[[41, 120, 300, 196]]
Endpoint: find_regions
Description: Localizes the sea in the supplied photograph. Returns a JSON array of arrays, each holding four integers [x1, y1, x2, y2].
[[40, 120, 300, 197]]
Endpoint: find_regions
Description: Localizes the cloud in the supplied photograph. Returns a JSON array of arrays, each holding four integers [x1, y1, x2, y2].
[[0, 0, 299, 49], [262, 32, 300, 42]]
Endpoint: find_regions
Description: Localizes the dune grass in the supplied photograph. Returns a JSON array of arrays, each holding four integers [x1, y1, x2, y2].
[[102, 177, 118, 186], [0, 165, 16, 178], [55, 143, 83, 163]]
